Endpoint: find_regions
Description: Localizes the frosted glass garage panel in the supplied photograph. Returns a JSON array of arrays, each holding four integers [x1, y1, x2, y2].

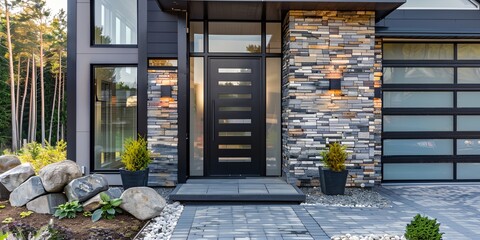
[[383, 92, 453, 108], [383, 43, 454, 60], [384, 163, 453, 180], [457, 163, 480, 180], [457, 92, 480, 108], [383, 139, 453, 156], [457, 116, 480, 131], [458, 44, 480, 60], [383, 67, 453, 84], [457, 139, 480, 155], [383, 116, 453, 132], [458, 68, 480, 84]]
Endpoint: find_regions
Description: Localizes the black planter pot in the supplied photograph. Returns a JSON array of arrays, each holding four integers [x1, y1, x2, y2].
[[319, 167, 348, 195], [120, 167, 149, 190]]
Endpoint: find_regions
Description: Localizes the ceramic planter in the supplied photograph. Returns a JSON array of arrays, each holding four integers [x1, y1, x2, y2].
[[319, 167, 348, 195], [120, 167, 149, 190]]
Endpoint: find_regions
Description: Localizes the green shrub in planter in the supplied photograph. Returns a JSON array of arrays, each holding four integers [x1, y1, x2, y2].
[[320, 142, 347, 172], [121, 135, 151, 171], [405, 214, 443, 240]]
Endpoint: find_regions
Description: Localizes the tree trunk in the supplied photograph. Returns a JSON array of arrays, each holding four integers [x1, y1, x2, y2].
[[40, 32, 45, 146], [16, 58, 21, 147], [4, 0, 18, 151], [20, 58, 30, 146], [31, 54, 37, 142], [49, 73, 58, 143], [57, 54, 62, 142]]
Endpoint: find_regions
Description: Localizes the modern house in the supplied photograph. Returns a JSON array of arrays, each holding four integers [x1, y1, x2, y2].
[[67, 0, 480, 187]]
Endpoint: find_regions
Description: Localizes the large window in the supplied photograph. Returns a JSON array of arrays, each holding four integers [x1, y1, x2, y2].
[[93, 66, 137, 171], [93, 0, 137, 45], [383, 42, 480, 181]]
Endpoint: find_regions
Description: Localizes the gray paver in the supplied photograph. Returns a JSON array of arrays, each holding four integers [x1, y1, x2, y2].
[[170, 185, 480, 239]]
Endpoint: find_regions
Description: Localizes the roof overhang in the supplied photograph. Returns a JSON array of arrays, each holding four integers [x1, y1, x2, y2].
[[157, 0, 406, 22]]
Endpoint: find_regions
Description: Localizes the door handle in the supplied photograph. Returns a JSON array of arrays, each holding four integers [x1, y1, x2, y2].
[[212, 100, 216, 142]]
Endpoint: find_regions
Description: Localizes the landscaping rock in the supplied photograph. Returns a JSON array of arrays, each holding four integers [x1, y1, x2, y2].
[[39, 160, 82, 192], [0, 163, 35, 191], [9, 176, 46, 207], [0, 183, 10, 201], [26, 193, 67, 214], [0, 155, 21, 173], [64, 174, 108, 202], [120, 187, 166, 220], [83, 187, 123, 212]]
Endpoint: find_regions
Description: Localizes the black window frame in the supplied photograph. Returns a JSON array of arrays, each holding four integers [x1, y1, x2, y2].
[[90, 0, 139, 47], [90, 64, 139, 174], [382, 41, 480, 182]]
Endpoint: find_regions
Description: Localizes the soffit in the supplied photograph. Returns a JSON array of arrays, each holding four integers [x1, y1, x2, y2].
[[157, 0, 406, 21]]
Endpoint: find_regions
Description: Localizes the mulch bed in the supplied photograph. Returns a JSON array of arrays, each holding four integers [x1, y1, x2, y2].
[[0, 200, 146, 239]]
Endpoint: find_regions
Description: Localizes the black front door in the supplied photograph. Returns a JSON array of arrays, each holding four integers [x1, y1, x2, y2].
[[207, 58, 263, 176]]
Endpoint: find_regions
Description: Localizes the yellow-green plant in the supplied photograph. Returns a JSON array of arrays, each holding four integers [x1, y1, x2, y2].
[[2, 217, 14, 224], [6, 141, 67, 173], [121, 135, 152, 171], [0, 204, 5, 209], [20, 211, 33, 218], [320, 142, 348, 172]]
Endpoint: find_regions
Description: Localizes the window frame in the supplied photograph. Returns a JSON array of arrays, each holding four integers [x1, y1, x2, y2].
[[90, 0, 139, 47], [382, 41, 480, 182], [90, 64, 139, 173]]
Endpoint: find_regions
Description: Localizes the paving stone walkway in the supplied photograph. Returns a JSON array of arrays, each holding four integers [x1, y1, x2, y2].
[[170, 184, 480, 240]]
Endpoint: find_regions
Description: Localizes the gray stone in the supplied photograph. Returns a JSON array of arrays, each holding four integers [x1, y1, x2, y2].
[[0, 163, 35, 191], [0, 183, 10, 201], [64, 174, 108, 202], [39, 160, 82, 192], [9, 176, 46, 207], [0, 155, 21, 173], [83, 187, 123, 212], [26, 193, 67, 214], [120, 187, 166, 220]]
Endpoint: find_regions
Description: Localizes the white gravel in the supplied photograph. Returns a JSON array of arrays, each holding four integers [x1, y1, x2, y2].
[[331, 234, 406, 240], [301, 187, 392, 208], [136, 202, 184, 240]]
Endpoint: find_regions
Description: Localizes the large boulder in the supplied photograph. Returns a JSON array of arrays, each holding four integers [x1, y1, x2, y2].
[[9, 176, 46, 207], [120, 187, 166, 220], [64, 174, 108, 202], [83, 187, 123, 212], [0, 155, 21, 173], [26, 193, 67, 214], [0, 163, 35, 191], [39, 160, 82, 192]]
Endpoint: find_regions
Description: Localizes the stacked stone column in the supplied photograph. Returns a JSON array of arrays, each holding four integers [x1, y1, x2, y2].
[[282, 11, 381, 187]]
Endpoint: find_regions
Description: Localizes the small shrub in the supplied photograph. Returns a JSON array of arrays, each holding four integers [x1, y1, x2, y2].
[[0, 204, 5, 209], [91, 192, 123, 222], [121, 135, 152, 171], [320, 142, 348, 172], [54, 201, 83, 219], [2, 217, 14, 224], [8, 141, 67, 173], [1, 219, 73, 240], [83, 211, 92, 217], [405, 214, 443, 240], [19, 211, 33, 218]]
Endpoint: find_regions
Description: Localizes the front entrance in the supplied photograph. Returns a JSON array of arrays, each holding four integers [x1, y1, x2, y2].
[[206, 58, 263, 176]]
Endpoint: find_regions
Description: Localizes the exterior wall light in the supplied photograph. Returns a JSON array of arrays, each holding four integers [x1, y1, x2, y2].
[[329, 79, 341, 91]]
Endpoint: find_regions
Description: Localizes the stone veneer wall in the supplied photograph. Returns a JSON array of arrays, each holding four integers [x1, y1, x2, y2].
[[147, 69, 178, 186], [282, 11, 381, 187]]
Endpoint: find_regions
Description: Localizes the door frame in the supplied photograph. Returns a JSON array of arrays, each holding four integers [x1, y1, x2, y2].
[[204, 57, 266, 177]]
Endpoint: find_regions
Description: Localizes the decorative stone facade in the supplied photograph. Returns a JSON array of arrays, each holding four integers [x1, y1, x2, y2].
[[147, 69, 178, 186], [282, 11, 381, 187]]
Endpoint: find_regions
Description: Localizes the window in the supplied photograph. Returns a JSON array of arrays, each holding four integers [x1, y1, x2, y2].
[[208, 22, 261, 53], [93, 0, 137, 45], [398, 0, 480, 10], [93, 66, 137, 171], [383, 42, 480, 181]]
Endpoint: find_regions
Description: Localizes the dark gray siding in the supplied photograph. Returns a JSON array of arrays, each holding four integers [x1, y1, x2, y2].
[[377, 10, 480, 37], [148, 0, 178, 57]]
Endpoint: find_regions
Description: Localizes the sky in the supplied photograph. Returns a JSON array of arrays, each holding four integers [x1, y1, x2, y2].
[[45, 0, 68, 14]]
